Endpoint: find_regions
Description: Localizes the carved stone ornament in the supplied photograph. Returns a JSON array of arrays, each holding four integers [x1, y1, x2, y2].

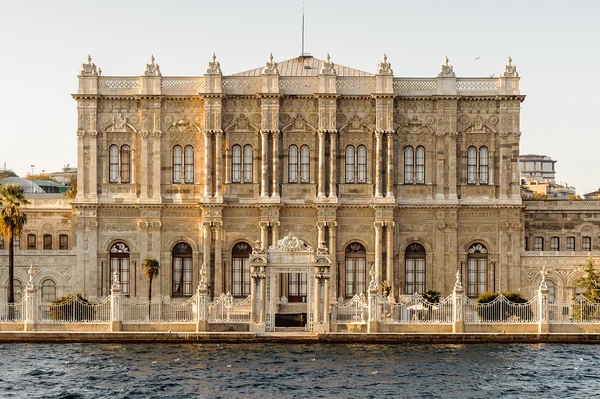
[[281, 114, 317, 132], [503, 56, 519, 77], [144, 54, 161, 77], [377, 53, 393, 75], [262, 53, 279, 75], [206, 53, 222, 74], [320, 53, 336, 75], [462, 116, 495, 133], [80, 54, 98, 76], [166, 116, 201, 133], [438, 56, 456, 78], [269, 232, 314, 252], [339, 114, 372, 133], [398, 115, 434, 134], [224, 113, 259, 132], [105, 113, 137, 132]]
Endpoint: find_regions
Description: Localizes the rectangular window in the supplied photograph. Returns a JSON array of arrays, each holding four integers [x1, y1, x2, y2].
[[583, 236, 592, 251], [550, 237, 559, 251], [232, 257, 250, 297], [300, 147, 310, 183], [43, 235, 52, 250], [13, 236, 20, 250], [415, 148, 425, 184], [533, 237, 544, 251], [243, 146, 253, 183], [288, 146, 298, 183], [27, 234, 36, 250], [345, 258, 365, 297], [405, 258, 426, 295], [59, 235, 68, 250], [566, 236, 575, 251], [172, 257, 193, 296], [232, 146, 241, 183], [184, 146, 194, 184], [110, 258, 130, 296], [467, 258, 487, 297], [404, 148, 414, 184]]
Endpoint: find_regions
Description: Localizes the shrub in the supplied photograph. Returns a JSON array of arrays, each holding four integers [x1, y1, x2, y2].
[[48, 293, 94, 322], [422, 289, 441, 304], [476, 291, 531, 322]]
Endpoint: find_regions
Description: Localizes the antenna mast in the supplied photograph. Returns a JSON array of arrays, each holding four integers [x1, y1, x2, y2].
[[301, 1, 305, 56]]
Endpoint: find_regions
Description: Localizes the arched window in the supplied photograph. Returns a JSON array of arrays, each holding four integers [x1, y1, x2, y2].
[[533, 237, 544, 251], [173, 145, 183, 184], [59, 234, 69, 250], [357, 145, 367, 183], [232, 145, 242, 183], [110, 242, 130, 296], [467, 243, 488, 297], [546, 280, 556, 302], [300, 145, 310, 183], [43, 234, 52, 250], [243, 145, 253, 183], [27, 234, 36, 250], [566, 236, 576, 251], [109, 145, 119, 183], [345, 242, 366, 297], [184, 145, 194, 184], [172, 242, 193, 297], [120, 145, 131, 183], [232, 242, 252, 297], [345, 146, 355, 183], [404, 146, 414, 184], [41, 279, 57, 302], [550, 237, 560, 251], [467, 146, 489, 185], [583, 236, 592, 251], [6, 279, 22, 302], [288, 145, 298, 183], [416, 146, 425, 184], [405, 243, 426, 294]]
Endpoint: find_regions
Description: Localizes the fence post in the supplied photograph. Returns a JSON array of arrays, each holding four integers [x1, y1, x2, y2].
[[452, 269, 465, 333], [110, 270, 123, 332], [538, 266, 550, 334], [196, 264, 209, 332], [24, 265, 37, 332], [367, 265, 379, 333]]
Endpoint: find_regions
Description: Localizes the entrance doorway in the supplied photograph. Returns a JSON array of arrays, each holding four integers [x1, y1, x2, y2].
[[288, 273, 308, 303]]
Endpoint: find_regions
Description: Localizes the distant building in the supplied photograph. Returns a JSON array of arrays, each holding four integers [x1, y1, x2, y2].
[[0, 177, 46, 194], [583, 189, 600, 200], [49, 165, 77, 185], [519, 154, 556, 183], [521, 180, 576, 200]]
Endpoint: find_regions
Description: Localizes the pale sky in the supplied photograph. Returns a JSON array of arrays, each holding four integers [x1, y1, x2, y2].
[[1, 0, 598, 194]]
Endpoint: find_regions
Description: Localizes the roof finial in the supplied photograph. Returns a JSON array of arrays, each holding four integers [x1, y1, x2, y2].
[[326, 53, 330, 63], [88, 54, 92, 63], [269, 53, 273, 63], [438, 56, 455, 77], [206, 53, 222, 74], [377, 53, 393, 75], [445, 56, 449, 66], [151, 54, 155, 63], [383, 53, 388, 63], [503, 56, 518, 77]]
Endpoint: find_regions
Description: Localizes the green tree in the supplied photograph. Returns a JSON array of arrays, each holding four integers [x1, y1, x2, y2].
[[0, 170, 17, 179], [0, 184, 30, 305], [63, 176, 77, 199], [575, 257, 600, 302], [141, 257, 160, 317]]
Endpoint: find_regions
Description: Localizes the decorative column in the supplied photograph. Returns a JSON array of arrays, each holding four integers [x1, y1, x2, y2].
[[447, 133, 458, 199], [386, 132, 394, 198], [140, 132, 149, 199], [329, 131, 337, 198], [374, 221, 384, 287], [317, 131, 326, 198], [386, 221, 395, 300], [316, 221, 326, 247], [538, 266, 550, 333], [314, 275, 322, 324], [260, 131, 269, 197], [323, 277, 330, 324], [259, 274, 266, 323], [224, 147, 231, 184], [76, 131, 85, 200], [452, 269, 464, 333], [152, 132, 162, 200], [110, 269, 123, 332], [271, 221, 280, 245], [214, 221, 223, 296], [88, 131, 98, 201], [259, 221, 269, 249], [202, 221, 212, 296], [203, 132, 212, 198], [328, 222, 337, 300], [214, 131, 223, 199], [374, 131, 383, 198], [272, 131, 280, 197], [250, 271, 258, 323], [196, 264, 209, 332], [24, 265, 37, 332], [367, 265, 379, 333]]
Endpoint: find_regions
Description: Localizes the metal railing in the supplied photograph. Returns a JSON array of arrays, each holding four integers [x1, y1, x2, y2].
[[384, 293, 454, 324], [122, 295, 196, 323], [549, 295, 600, 323], [464, 295, 538, 324], [0, 299, 24, 322], [331, 294, 368, 324], [38, 295, 111, 323], [208, 293, 251, 323]]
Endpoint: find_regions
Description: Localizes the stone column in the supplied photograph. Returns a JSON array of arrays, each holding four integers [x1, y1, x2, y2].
[[271, 221, 280, 245], [259, 221, 269, 250], [259, 276, 266, 323], [329, 222, 337, 299], [250, 273, 257, 323], [314, 276, 322, 323], [374, 222, 383, 287], [261, 131, 269, 197], [436, 133, 445, 199], [317, 221, 326, 247], [323, 278, 330, 324], [272, 131, 280, 197], [89, 131, 98, 201], [214, 131, 223, 199], [140, 132, 149, 199], [152, 132, 162, 200], [203, 132, 212, 198], [202, 221, 212, 296], [214, 221, 223, 296], [452, 270, 465, 333], [448, 133, 458, 199], [76, 131, 85, 200], [375, 132, 383, 197], [499, 134, 508, 199], [386, 221, 394, 300], [317, 131, 326, 198], [224, 147, 231, 184], [329, 131, 337, 198], [386, 132, 394, 198]]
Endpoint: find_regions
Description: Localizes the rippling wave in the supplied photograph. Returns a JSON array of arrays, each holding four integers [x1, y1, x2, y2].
[[0, 343, 597, 398]]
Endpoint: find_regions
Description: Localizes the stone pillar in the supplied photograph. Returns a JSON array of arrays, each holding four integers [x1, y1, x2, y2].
[[386, 132, 394, 198], [329, 131, 337, 198], [323, 278, 330, 324], [317, 131, 326, 198], [374, 222, 383, 287], [314, 276, 321, 324], [214, 131, 223, 199], [203, 132, 212, 198], [448, 133, 458, 200], [250, 273, 257, 323], [374, 131, 383, 197], [24, 265, 37, 332], [140, 132, 149, 200], [259, 276, 266, 323], [88, 131, 98, 201], [386, 222, 395, 300], [259, 221, 269, 250], [367, 265, 379, 333], [224, 147, 231, 184], [538, 267, 550, 334], [202, 221, 212, 296], [261, 131, 269, 197], [196, 265, 209, 332], [152, 132, 162, 200], [436, 133, 445, 199], [452, 270, 465, 333], [214, 222, 223, 296], [317, 221, 326, 247], [272, 131, 280, 197], [76, 131, 85, 200], [110, 270, 123, 332], [272, 221, 280, 245], [329, 222, 337, 300]]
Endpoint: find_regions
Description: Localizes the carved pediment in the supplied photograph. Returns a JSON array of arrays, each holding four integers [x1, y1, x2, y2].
[[105, 113, 137, 132], [224, 113, 259, 132], [397, 115, 433, 134], [339, 114, 373, 133], [281, 114, 317, 133], [166, 116, 201, 133], [269, 232, 314, 252], [462, 116, 496, 134]]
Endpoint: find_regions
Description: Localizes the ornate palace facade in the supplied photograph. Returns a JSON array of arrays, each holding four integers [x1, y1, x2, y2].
[[2, 53, 600, 315]]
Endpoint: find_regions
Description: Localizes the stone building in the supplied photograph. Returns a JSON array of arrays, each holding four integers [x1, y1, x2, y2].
[[2, 52, 599, 323]]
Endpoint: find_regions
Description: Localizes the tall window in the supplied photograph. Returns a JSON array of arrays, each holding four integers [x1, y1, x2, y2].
[[550, 237, 560, 251], [13, 236, 20, 250], [41, 279, 57, 302], [404, 146, 425, 184], [43, 234, 52, 250], [27, 234, 36, 250], [345, 242, 366, 297], [467, 243, 488, 297], [109, 144, 131, 184], [232, 242, 252, 297], [172, 145, 194, 184], [59, 234, 69, 250], [300, 145, 310, 183], [288, 145, 310, 183], [467, 146, 489, 185], [288, 273, 308, 303], [345, 146, 367, 184], [566, 236, 576, 251], [173, 145, 183, 184], [583, 236, 592, 251], [405, 243, 426, 294], [243, 145, 253, 183], [184, 145, 194, 184], [288, 145, 298, 183], [533, 237, 544, 251], [110, 242, 130, 296], [172, 242, 193, 297], [232, 145, 242, 183]]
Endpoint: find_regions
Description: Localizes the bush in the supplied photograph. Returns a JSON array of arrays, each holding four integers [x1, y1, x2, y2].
[[48, 293, 94, 322], [422, 290, 441, 304], [476, 291, 531, 322]]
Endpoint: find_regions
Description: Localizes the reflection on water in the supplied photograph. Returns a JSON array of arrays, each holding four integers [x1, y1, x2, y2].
[[0, 343, 598, 398]]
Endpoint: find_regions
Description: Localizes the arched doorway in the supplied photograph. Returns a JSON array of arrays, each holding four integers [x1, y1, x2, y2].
[[110, 242, 130, 296]]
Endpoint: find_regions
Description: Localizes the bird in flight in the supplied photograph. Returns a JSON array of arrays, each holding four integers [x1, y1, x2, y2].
[[489, 74, 495, 78], [474, 57, 480, 60]]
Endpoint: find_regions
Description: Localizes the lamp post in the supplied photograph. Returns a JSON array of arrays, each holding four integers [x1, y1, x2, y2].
[[30, 165, 35, 193]]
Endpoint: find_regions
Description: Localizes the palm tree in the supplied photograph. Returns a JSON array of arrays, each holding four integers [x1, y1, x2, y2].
[[141, 257, 160, 318], [0, 184, 30, 305]]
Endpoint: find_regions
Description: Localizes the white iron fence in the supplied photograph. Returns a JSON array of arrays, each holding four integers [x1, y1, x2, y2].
[[463, 295, 539, 324], [548, 295, 600, 323], [38, 295, 111, 323], [384, 293, 454, 324], [331, 294, 368, 324], [122, 295, 196, 323], [0, 299, 24, 322], [208, 293, 251, 323]]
